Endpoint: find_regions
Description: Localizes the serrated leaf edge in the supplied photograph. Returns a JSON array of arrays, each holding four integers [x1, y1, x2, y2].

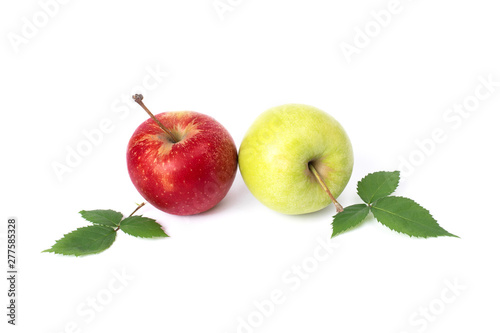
[[79, 209, 123, 227], [368, 171, 400, 203], [357, 171, 400, 204], [42, 225, 117, 257], [120, 215, 168, 238], [331, 204, 370, 238], [371, 196, 458, 238]]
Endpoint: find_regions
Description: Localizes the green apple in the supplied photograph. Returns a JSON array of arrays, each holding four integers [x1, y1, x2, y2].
[[239, 104, 354, 214]]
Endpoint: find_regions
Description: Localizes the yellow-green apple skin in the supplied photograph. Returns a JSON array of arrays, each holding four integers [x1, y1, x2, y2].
[[239, 104, 354, 214]]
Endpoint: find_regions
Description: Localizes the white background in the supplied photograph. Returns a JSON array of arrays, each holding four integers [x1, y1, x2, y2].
[[1, 0, 499, 332]]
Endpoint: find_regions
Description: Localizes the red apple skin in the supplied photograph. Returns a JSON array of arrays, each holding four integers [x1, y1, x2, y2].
[[127, 111, 238, 215]]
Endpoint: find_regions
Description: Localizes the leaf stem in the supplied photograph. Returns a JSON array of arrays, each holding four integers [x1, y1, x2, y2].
[[128, 202, 146, 217], [132, 94, 179, 143], [309, 163, 344, 213], [115, 203, 146, 232]]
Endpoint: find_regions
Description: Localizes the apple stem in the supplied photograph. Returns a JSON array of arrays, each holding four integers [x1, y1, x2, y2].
[[308, 164, 344, 213], [132, 94, 179, 143]]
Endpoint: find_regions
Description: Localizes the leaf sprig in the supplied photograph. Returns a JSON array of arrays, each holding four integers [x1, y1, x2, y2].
[[43, 203, 168, 256], [331, 171, 458, 239]]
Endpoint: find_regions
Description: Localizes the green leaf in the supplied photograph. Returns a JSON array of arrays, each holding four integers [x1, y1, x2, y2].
[[120, 216, 168, 238], [331, 204, 370, 238], [43, 225, 117, 256], [357, 171, 400, 204], [79, 209, 123, 227], [371, 196, 458, 238]]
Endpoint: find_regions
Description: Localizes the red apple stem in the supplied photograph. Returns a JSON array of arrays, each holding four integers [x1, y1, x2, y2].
[[308, 164, 344, 213], [132, 94, 179, 143]]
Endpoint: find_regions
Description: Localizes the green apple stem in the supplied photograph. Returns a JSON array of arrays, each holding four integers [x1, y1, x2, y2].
[[308, 164, 344, 213], [132, 94, 179, 143]]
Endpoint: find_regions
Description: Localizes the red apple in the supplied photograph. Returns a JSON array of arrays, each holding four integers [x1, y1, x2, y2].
[[127, 95, 238, 215]]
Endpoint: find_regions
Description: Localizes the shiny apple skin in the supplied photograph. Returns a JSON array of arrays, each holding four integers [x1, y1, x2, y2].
[[127, 111, 238, 215]]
